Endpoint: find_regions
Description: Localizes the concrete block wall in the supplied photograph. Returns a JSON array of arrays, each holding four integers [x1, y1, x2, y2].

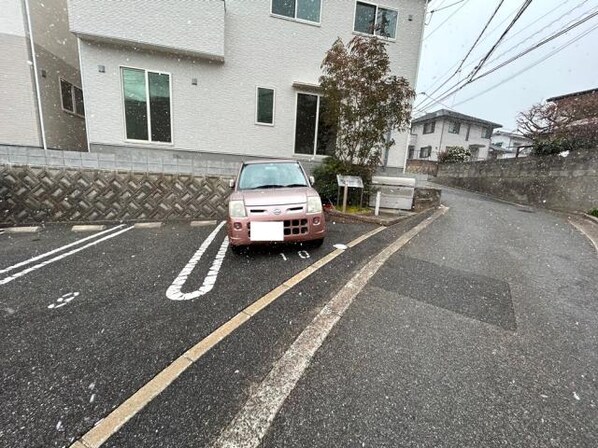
[[0, 145, 240, 177], [434, 150, 598, 212], [1, 162, 232, 225], [406, 159, 438, 176]]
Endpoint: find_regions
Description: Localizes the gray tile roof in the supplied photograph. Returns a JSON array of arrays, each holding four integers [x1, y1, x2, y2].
[[412, 109, 502, 128]]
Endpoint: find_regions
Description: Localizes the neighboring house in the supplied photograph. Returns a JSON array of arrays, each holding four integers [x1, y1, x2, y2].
[[66, 0, 428, 173], [546, 87, 598, 131], [408, 109, 501, 162], [547, 87, 598, 108], [491, 130, 532, 159], [0, 0, 87, 151]]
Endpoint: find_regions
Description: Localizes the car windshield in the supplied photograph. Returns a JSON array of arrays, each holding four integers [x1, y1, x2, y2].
[[237, 163, 308, 190]]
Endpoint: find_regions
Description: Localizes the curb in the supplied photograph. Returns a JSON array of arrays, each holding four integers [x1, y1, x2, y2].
[[133, 222, 163, 229], [72, 225, 106, 232], [4, 226, 40, 234], [325, 209, 416, 226]]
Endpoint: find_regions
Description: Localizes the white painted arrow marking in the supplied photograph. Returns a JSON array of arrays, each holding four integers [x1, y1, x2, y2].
[[166, 221, 228, 301]]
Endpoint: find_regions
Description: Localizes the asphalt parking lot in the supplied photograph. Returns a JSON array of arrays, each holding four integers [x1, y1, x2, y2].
[[0, 218, 394, 447]]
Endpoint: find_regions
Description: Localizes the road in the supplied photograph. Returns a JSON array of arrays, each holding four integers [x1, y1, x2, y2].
[[1, 188, 597, 447], [262, 188, 598, 448]]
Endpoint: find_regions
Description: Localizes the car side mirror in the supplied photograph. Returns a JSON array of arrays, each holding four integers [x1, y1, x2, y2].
[[309, 175, 315, 186], [229, 179, 235, 189]]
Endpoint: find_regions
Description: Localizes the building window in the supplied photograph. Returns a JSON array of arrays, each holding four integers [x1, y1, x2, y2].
[[122, 67, 171, 143], [419, 146, 431, 158], [294, 93, 335, 156], [423, 121, 435, 134], [447, 121, 460, 134], [271, 0, 321, 23], [482, 127, 492, 139], [354, 1, 398, 39], [408, 145, 415, 159], [60, 78, 85, 117], [256, 87, 275, 125], [465, 123, 471, 141]]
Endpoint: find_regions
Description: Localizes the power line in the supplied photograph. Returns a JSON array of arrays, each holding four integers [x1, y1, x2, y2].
[[416, 2, 596, 112], [419, 8, 598, 110], [416, 0, 507, 108], [430, 0, 466, 14], [451, 22, 598, 108], [424, 0, 472, 40], [467, 0, 534, 81], [417, 0, 532, 109], [450, 0, 506, 82], [472, 8, 598, 82]]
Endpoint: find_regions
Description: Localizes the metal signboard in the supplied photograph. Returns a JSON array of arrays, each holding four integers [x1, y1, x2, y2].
[[336, 175, 364, 188]]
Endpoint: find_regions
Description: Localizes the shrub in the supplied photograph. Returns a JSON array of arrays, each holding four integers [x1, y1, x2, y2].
[[438, 146, 471, 163], [312, 156, 372, 206], [589, 208, 598, 218]]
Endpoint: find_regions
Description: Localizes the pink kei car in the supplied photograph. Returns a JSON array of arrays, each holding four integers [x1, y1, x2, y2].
[[227, 160, 326, 253]]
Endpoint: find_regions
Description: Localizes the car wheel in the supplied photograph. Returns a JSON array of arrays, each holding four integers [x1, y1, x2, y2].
[[230, 244, 246, 255], [310, 238, 324, 248]]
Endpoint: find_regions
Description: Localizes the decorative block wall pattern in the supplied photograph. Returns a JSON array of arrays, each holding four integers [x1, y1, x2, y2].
[[0, 164, 231, 225]]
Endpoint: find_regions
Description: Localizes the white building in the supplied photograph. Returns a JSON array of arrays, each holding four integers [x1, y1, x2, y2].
[[63, 0, 428, 174], [491, 130, 532, 159], [0, 0, 87, 151], [408, 109, 501, 161]]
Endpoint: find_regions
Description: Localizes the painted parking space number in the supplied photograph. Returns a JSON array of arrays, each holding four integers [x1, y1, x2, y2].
[[48, 292, 79, 309], [298, 250, 310, 259]]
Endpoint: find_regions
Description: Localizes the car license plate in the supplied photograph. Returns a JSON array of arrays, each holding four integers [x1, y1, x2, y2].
[[251, 221, 284, 242]]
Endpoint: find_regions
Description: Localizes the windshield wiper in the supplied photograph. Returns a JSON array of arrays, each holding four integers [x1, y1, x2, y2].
[[284, 184, 308, 188], [250, 184, 284, 189]]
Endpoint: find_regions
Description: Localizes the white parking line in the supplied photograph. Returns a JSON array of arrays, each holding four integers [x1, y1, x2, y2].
[[0, 226, 134, 286], [166, 221, 227, 301], [0, 225, 126, 276]]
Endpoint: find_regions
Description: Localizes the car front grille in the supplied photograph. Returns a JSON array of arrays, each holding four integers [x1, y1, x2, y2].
[[284, 219, 308, 235], [246, 219, 309, 238]]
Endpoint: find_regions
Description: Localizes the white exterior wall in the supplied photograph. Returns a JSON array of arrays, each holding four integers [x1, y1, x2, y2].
[[69, 0, 225, 60], [0, 0, 41, 147], [410, 118, 494, 161], [76, 0, 427, 170], [31, 0, 87, 151]]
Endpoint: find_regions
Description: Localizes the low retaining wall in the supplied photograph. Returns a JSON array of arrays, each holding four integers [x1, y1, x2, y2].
[[1, 164, 231, 225], [434, 150, 598, 212], [406, 160, 438, 176], [413, 187, 442, 213]]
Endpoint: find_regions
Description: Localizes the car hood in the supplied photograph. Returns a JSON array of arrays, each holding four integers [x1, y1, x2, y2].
[[231, 187, 317, 206]]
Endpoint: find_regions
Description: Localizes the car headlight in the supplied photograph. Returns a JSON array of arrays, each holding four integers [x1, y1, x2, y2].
[[229, 200, 246, 218], [307, 196, 323, 213]]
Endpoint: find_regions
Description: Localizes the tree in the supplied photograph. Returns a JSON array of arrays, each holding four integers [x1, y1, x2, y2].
[[517, 94, 598, 155], [438, 146, 471, 163], [319, 36, 415, 173]]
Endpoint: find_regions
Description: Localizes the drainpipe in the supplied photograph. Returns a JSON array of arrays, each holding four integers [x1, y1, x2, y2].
[[404, 0, 430, 174], [437, 118, 446, 161], [24, 0, 47, 151]]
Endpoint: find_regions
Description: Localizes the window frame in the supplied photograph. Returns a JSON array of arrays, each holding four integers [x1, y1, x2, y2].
[[482, 127, 492, 139], [293, 91, 333, 158], [120, 66, 174, 145], [423, 121, 435, 134], [59, 77, 85, 118], [270, 0, 322, 26], [353, 0, 399, 41], [419, 146, 432, 159], [447, 120, 460, 134], [255, 86, 276, 126]]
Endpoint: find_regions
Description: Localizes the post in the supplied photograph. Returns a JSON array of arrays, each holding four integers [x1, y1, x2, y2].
[[342, 184, 348, 213], [375, 191, 381, 216]]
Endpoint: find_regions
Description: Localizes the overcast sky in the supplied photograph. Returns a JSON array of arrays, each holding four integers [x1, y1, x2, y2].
[[415, 0, 598, 130]]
